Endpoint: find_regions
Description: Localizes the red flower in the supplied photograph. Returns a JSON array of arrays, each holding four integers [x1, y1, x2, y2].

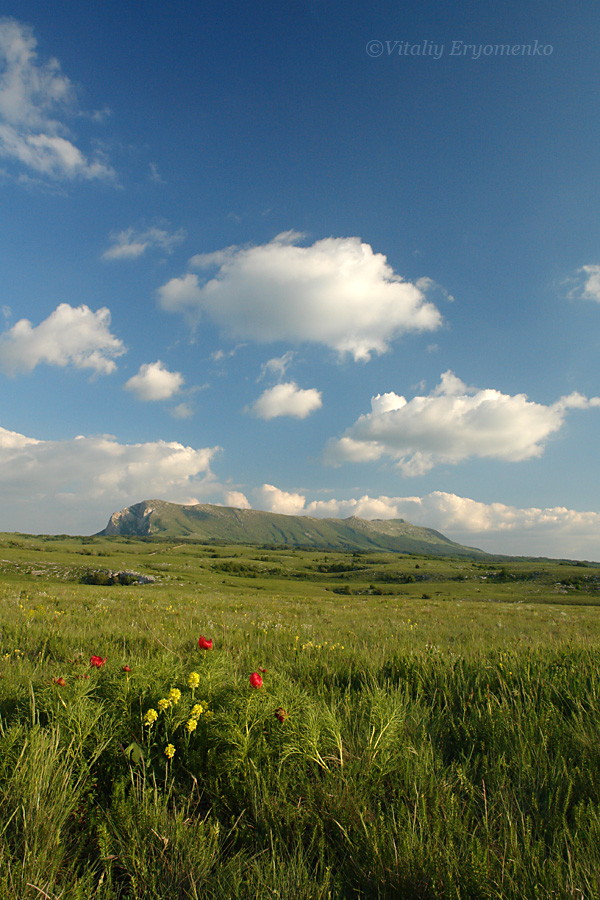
[[198, 636, 213, 650], [53, 676, 66, 687], [249, 672, 263, 689], [274, 707, 286, 722], [90, 655, 106, 668], [122, 665, 131, 672], [259, 667, 268, 673]]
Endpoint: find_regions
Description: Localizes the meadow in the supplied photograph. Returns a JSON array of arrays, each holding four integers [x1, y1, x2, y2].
[[1, 532, 600, 899]]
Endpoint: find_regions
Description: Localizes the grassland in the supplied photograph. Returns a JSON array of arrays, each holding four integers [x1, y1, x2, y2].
[[1, 532, 600, 899]]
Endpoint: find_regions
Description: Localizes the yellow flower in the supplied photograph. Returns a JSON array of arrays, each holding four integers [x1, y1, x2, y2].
[[187, 672, 200, 689], [168, 688, 181, 705], [144, 709, 158, 726], [191, 703, 205, 717], [164, 744, 176, 759], [158, 698, 171, 712], [186, 718, 198, 733]]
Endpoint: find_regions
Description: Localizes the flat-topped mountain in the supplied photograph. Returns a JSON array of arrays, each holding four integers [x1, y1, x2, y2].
[[98, 499, 488, 558]]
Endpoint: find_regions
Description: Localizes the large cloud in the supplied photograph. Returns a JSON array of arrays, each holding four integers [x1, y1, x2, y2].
[[0, 424, 221, 533], [0, 18, 114, 180], [246, 485, 600, 559], [124, 361, 184, 402], [157, 233, 442, 361], [325, 371, 600, 474], [248, 382, 322, 419], [0, 303, 125, 376]]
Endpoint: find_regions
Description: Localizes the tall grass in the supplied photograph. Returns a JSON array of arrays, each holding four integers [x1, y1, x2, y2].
[[1, 542, 600, 898]]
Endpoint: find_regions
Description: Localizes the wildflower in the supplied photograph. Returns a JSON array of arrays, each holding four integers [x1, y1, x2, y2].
[[158, 698, 171, 712], [274, 707, 286, 723], [144, 708, 158, 727], [53, 676, 66, 687], [249, 672, 263, 689], [187, 671, 200, 689], [186, 718, 198, 733], [198, 636, 213, 650], [90, 655, 106, 668], [191, 703, 205, 717], [122, 665, 131, 672], [259, 667, 268, 673], [164, 744, 176, 759], [168, 688, 181, 705]]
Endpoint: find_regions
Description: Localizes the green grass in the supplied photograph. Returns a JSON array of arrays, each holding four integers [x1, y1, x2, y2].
[[1, 533, 600, 898]]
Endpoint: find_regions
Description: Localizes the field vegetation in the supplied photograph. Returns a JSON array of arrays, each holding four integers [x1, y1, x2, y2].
[[1, 532, 600, 899]]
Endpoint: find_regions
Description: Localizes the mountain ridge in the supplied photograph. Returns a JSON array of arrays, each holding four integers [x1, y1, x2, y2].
[[98, 499, 489, 558]]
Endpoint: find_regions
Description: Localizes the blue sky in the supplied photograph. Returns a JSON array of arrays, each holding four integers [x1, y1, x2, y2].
[[1, 0, 600, 558]]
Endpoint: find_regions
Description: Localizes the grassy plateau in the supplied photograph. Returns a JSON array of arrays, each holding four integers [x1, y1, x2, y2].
[[1, 531, 600, 899]]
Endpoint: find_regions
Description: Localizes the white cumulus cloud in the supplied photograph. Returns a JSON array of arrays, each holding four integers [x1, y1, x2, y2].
[[157, 233, 442, 361], [325, 371, 600, 475], [0, 303, 125, 376], [0, 424, 222, 533], [253, 484, 307, 516], [0, 18, 114, 181], [223, 490, 251, 509], [124, 361, 184, 402], [248, 382, 322, 419]]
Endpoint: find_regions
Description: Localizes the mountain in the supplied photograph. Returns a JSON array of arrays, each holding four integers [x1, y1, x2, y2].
[[97, 499, 488, 558]]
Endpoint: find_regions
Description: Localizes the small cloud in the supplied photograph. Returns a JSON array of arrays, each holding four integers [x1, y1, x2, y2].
[[103, 225, 185, 261], [223, 490, 251, 509], [258, 351, 295, 382], [248, 382, 322, 420], [0, 303, 125, 376], [124, 361, 184, 402], [253, 483, 306, 516], [149, 162, 164, 183], [170, 402, 194, 419], [567, 264, 600, 303], [210, 344, 246, 363]]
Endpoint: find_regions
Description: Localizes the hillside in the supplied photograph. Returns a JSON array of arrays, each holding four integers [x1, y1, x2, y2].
[[98, 499, 488, 558]]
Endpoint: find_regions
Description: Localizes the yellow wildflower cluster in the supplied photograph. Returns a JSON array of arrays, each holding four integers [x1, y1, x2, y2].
[[185, 718, 197, 733], [299, 640, 344, 651], [168, 688, 181, 705], [144, 708, 158, 727], [164, 744, 176, 759], [157, 697, 171, 712], [187, 671, 200, 689]]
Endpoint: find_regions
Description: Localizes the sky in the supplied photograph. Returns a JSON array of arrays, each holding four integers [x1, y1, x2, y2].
[[1, 0, 600, 559]]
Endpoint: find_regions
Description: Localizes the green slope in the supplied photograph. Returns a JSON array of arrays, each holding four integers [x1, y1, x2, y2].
[[98, 499, 488, 558]]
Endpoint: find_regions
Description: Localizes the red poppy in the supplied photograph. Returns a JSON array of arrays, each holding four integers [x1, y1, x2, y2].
[[53, 676, 66, 687], [249, 672, 263, 689], [90, 655, 106, 668], [259, 667, 268, 673], [122, 665, 131, 672], [198, 636, 213, 650], [274, 707, 286, 722]]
